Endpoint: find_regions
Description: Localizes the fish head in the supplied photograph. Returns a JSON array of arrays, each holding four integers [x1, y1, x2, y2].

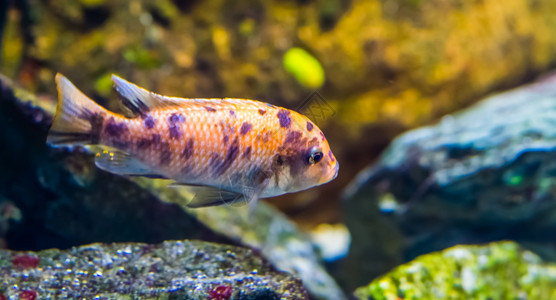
[[272, 111, 339, 194]]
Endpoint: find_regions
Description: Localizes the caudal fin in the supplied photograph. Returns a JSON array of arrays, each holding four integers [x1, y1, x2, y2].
[[47, 74, 107, 146]]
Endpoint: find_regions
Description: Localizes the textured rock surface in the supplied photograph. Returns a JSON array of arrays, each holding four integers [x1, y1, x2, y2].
[[354, 241, 556, 300], [343, 72, 556, 290], [0, 239, 309, 299], [0, 75, 344, 299], [3, 0, 556, 225]]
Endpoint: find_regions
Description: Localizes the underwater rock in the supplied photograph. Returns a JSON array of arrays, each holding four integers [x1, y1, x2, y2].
[[0, 239, 309, 299], [343, 72, 556, 290], [354, 241, 556, 299], [0, 75, 344, 299]]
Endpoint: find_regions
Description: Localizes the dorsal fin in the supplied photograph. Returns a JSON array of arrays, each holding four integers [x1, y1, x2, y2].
[[111, 75, 188, 115]]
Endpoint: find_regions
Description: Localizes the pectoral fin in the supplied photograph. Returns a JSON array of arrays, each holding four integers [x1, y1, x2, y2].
[[171, 167, 272, 210], [168, 184, 245, 208], [94, 148, 166, 178]]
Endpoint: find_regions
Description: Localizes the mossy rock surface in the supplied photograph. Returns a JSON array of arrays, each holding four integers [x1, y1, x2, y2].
[[354, 241, 556, 300]]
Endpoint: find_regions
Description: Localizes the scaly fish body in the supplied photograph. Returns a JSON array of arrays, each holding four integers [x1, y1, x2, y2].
[[47, 74, 338, 207]]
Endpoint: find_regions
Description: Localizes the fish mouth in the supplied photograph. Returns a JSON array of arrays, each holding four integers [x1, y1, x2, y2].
[[330, 162, 339, 181]]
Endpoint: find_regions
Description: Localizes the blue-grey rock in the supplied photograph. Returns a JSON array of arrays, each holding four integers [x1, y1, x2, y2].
[[342, 72, 556, 291]]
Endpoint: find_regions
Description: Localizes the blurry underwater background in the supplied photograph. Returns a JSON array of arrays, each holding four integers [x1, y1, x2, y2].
[[1, 0, 556, 298]]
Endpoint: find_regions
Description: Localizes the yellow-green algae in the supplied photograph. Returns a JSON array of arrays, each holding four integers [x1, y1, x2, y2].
[[354, 241, 556, 300], [283, 47, 325, 88]]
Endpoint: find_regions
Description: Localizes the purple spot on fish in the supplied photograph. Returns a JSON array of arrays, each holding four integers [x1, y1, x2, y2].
[[168, 113, 184, 124], [204, 106, 216, 112], [306, 122, 313, 132], [240, 122, 252, 135], [320, 131, 326, 141], [328, 150, 335, 162], [138, 133, 162, 149], [258, 109, 266, 116], [137, 138, 152, 149], [223, 135, 229, 144], [229, 110, 235, 117], [277, 110, 291, 128], [169, 125, 182, 140], [213, 138, 240, 175], [104, 117, 128, 136], [182, 138, 194, 159], [152, 134, 161, 144], [284, 131, 302, 144], [243, 146, 252, 159], [160, 142, 172, 165], [209, 153, 221, 171], [144, 115, 155, 129]]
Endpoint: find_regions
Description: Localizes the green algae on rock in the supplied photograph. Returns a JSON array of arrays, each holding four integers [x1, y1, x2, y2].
[[354, 241, 556, 300], [283, 47, 325, 88], [0, 239, 309, 299]]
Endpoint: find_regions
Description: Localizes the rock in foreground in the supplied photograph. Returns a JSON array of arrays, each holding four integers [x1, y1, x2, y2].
[[354, 241, 556, 299], [0, 240, 308, 299]]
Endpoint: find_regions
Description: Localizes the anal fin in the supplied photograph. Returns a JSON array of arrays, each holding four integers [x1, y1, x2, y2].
[[95, 148, 166, 178]]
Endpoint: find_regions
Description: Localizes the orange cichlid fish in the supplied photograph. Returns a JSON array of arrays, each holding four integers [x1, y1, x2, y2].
[[47, 74, 339, 209]]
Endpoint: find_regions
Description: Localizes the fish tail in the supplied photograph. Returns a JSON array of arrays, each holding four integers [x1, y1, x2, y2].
[[47, 73, 108, 146]]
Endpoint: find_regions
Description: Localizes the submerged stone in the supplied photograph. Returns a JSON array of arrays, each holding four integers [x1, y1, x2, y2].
[[354, 241, 556, 299], [0, 239, 309, 299], [343, 73, 556, 290]]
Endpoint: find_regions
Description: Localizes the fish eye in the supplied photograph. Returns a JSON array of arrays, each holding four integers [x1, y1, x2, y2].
[[307, 147, 323, 165]]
